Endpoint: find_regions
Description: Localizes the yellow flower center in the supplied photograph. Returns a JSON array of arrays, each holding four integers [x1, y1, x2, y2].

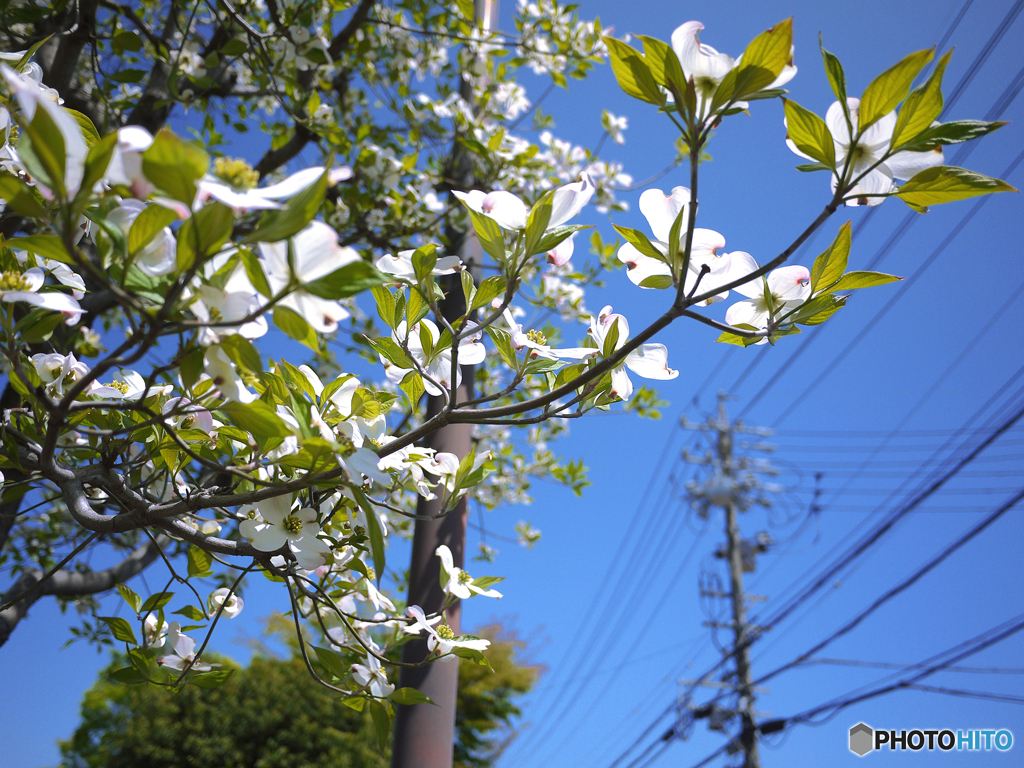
[[366, 567, 376, 581], [457, 571, 472, 585], [282, 513, 304, 535], [0, 270, 31, 291], [108, 380, 131, 395], [337, 434, 356, 458], [213, 156, 259, 190], [526, 329, 547, 346], [436, 623, 454, 640]]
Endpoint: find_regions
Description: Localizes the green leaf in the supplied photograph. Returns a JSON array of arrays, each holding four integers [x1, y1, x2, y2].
[[470, 275, 507, 312], [896, 166, 1017, 208], [172, 605, 207, 621], [117, 584, 142, 614], [219, 334, 263, 374], [238, 247, 272, 297], [65, 109, 100, 148], [891, 49, 951, 148], [354, 489, 385, 585], [371, 285, 397, 328], [450, 645, 493, 670], [637, 35, 688, 102], [112, 30, 144, 53], [189, 669, 235, 689], [859, 48, 933, 131], [523, 191, 553, 257], [108, 68, 148, 84], [128, 204, 178, 257], [18, 101, 67, 198], [176, 202, 234, 272], [0, 171, 48, 217], [247, 171, 328, 243], [465, 208, 506, 263], [180, 348, 204, 391], [405, 286, 431, 327], [811, 221, 851, 293], [795, 162, 832, 173], [711, 18, 793, 112], [716, 323, 761, 347], [98, 616, 138, 645], [790, 293, 847, 325], [830, 271, 903, 291], [142, 129, 209, 206], [405, 245, 434, 282], [783, 99, 835, 168], [7, 234, 74, 265], [186, 545, 213, 577], [638, 274, 674, 289], [220, 399, 293, 438], [611, 225, 665, 262], [369, 700, 391, 751], [312, 646, 350, 680], [894, 120, 1007, 153], [108, 666, 148, 684], [485, 326, 518, 369], [603, 36, 665, 106], [140, 591, 174, 612], [399, 370, 424, 405], [304, 261, 389, 300], [77, 133, 118, 208], [15, 309, 62, 343], [455, 0, 474, 21], [601, 316, 621, 358], [460, 270, 475, 313], [273, 306, 320, 351], [819, 36, 851, 130], [391, 687, 436, 706], [532, 224, 590, 257], [364, 336, 415, 369]]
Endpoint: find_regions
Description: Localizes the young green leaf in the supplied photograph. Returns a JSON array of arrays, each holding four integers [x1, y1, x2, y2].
[[858, 48, 933, 131], [811, 221, 851, 293], [603, 36, 665, 106], [896, 166, 1017, 208], [783, 99, 835, 168], [891, 49, 951, 148]]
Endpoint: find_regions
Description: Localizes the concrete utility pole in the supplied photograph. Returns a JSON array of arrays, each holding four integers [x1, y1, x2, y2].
[[390, 3, 496, 767], [680, 395, 779, 768], [717, 397, 761, 768]]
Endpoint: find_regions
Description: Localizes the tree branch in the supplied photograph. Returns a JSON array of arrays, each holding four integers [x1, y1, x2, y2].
[[0, 535, 164, 648]]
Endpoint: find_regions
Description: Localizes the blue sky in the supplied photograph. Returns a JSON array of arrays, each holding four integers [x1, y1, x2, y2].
[[4, 0, 1024, 766]]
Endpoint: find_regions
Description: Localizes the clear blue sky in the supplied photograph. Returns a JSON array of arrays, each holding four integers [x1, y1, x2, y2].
[[4, 1, 1024, 766]]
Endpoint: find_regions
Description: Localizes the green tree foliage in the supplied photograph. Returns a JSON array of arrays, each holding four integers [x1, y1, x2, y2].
[[57, 625, 540, 768]]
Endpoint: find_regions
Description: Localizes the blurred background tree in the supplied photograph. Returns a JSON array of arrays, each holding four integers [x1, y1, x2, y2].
[[57, 623, 540, 768]]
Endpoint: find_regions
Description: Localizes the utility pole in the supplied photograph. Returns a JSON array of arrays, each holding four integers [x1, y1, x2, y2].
[[718, 396, 760, 768], [679, 394, 779, 768], [390, 3, 496, 768]]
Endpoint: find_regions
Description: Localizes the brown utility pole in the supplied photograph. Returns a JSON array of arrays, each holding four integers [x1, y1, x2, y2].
[[390, 3, 496, 767]]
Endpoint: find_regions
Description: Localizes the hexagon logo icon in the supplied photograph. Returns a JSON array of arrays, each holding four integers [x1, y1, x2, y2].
[[850, 723, 874, 756]]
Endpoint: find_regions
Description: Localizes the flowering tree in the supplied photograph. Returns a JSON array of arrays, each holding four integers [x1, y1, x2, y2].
[[0, 1, 1013, 766]]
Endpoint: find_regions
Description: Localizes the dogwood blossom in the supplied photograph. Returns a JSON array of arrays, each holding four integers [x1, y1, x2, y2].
[[788, 97, 944, 206], [157, 622, 214, 672], [617, 187, 739, 302], [207, 588, 244, 619], [0, 268, 84, 321], [197, 161, 326, 211], [375, 249, 462, 279], [259, 221, 360, 333], [671, 21, 796, 121], [495, 303, 595, 361], [238, 495, 319, 553], [107, 201, 177, 276], [453, 173, 595, 232], [352, 653, 395, 697], [382, 319, 486, 397], [436, 544, 502, 599], [726, 253, 811, 343], [588, 306, 679, 401], [31, 352, 88, 397], [403, 605, 491, 661]]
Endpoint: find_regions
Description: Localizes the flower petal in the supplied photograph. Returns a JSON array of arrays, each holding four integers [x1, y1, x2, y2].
[[625, 344, 678, 381], [639, 187, 690, 244]]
